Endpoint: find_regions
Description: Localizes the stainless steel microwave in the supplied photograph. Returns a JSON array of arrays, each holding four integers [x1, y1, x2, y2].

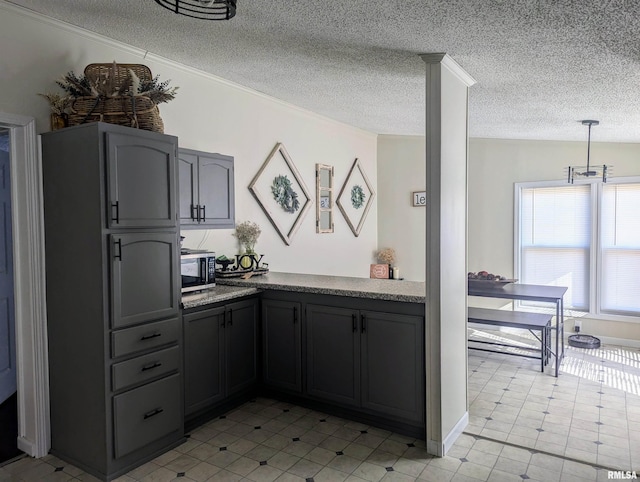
[[181, 250, 216, 293]]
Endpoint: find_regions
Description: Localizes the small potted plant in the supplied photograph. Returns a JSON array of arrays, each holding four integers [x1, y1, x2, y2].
[[233, 221, 261, 269]]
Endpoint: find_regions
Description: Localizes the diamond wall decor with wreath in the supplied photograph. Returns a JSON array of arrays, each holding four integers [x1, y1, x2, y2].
[[337, 158, 375, 237], [249, 142, 312, 245]]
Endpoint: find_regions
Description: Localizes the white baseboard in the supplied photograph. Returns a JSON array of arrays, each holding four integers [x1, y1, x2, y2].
[[427, 411, 469, 457], [17, 436, 35, 457]]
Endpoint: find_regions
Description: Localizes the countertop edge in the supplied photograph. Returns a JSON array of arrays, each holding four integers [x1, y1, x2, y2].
[[182, 286, 260, 310], [217, 273, 426, 304]]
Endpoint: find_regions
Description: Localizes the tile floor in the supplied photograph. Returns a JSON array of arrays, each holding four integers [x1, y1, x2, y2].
[[1, 332, 638, 481]]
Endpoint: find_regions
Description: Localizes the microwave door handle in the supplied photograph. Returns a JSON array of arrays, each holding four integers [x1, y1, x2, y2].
[[201, 258, 206, 283]]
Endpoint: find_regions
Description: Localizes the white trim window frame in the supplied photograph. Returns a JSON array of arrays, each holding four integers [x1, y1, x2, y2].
[[515, 176, 640, 323]]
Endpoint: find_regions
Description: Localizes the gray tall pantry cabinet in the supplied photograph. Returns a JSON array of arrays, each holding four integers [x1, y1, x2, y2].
[[41, 123, 184, 481]]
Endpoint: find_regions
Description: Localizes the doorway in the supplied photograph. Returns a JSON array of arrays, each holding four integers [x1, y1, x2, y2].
[[0, 127, 20, 464], [0, 112, 49, 460]]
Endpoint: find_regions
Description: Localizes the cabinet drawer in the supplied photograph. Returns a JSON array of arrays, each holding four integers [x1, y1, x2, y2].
[[113, 374, 182, 459], [112, 346, 180, 392], [112, 317, 180, 358]]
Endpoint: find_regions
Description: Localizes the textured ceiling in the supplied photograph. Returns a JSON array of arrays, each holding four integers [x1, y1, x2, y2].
[[7, 0, 640, 142]]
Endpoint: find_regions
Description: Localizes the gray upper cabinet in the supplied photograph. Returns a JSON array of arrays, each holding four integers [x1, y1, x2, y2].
[[262, 298, 302, 393], [179, 148, 235, 229], [110, 232, 180, 329], [106, 132, 177, 229]]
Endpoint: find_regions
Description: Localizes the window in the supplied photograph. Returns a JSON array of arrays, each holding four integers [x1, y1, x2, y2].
[[515, 178, 640, 319]]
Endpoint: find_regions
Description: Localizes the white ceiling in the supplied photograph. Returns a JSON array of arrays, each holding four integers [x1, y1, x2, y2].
[[8, 0, 640, 142]]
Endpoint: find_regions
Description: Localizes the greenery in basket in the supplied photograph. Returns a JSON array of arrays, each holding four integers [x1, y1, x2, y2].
[[38, 62, 178, 116], [233, 221, 261, 253]]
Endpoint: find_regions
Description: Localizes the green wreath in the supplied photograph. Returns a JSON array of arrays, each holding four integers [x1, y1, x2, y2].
[[271, 175, 300, 213], [351, 184, 366, 209]]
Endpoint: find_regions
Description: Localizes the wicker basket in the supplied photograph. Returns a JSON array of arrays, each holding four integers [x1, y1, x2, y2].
[[68, 95, 164, 133], [84, 63, 152, 89]]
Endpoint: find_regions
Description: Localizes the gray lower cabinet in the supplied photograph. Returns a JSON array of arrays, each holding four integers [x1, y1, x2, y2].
[[306, 304, 360, 406], [306, 303, 425, 424], [178, 148, 235, 229], [261, 299, 302, 393], [42, 123, 183, 481], [184, 297, 258, 418], [360, 310, 425, 423]]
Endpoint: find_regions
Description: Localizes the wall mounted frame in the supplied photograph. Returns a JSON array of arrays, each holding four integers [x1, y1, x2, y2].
[[249, 142, 312, 245], [315, 163, 334, 233], [336, 158, 375, 237]]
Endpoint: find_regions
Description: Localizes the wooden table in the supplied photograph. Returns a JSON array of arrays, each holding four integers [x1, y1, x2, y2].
[[468, 282, 568, 377]]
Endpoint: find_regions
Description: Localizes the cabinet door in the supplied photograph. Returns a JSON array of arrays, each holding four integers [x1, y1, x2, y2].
[[262, 299, 302, 393], [110, 233, 179, 328], [225, 298, 258, 397], [360, 311, 424, 423], [306, 304, 360, 407], [196, 154, 235, 229], [183, 307, 225, 416], [177, 150, 198, 225], [106, 132, 177, 229]]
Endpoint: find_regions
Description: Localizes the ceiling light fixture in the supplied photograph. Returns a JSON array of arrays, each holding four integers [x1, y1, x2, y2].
[[154, 0, 236, 20], [567, 120, 610, 183]]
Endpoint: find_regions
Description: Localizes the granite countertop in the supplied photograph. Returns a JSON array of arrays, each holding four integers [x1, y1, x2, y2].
[[217, 272, 425, 303], [182, 285, 260, 310]]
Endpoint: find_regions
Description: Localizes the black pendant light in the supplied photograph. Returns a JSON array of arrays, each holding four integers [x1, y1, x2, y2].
[[154, 0, 236, 20], [567, 120, 611, 183]]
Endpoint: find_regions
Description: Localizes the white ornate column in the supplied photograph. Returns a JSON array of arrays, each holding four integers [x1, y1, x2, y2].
[[421, 54, 475, 456]]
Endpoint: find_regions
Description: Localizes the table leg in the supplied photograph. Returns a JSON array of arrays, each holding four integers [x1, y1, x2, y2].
[[555, 300, 562, 377], [540, 327, 545, 373]]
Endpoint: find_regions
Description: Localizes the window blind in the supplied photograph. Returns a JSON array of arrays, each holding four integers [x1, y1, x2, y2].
[[520, 185, 591, 310], [600, 183, 640, 315]]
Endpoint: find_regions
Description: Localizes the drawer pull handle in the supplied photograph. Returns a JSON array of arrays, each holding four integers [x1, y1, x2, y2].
[[141, 362, 162, 372], [140, 332, 162, 341], [293, 306, 298, 324], [200, 205, 206, 222], [361, 314, 366, 333], [352, 314, 357, 332], [143, 407, 164, 420]]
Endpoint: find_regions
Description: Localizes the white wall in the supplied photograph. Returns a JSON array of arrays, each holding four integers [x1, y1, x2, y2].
[[378, 133, 640, 343], [469, 137, 640, 343], [377, 135, 426, 282], [0, 3, 379, 278]]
